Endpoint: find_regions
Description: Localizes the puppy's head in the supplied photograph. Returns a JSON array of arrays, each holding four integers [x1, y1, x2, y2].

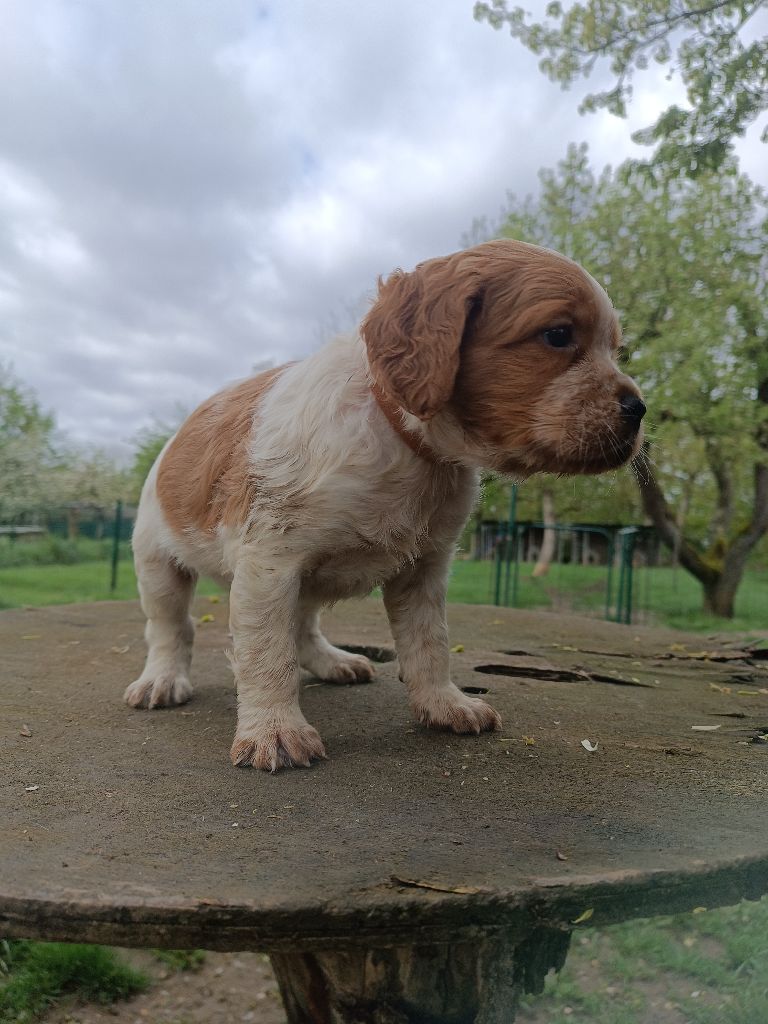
[[362, 239, 645, 476]]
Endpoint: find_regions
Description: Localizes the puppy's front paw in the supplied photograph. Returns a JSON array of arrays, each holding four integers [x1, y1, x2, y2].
[[231, 714, 327, 772], [124, 673, 193, 709], [411, 682, 501, 735], [302, 647, 375, 685]]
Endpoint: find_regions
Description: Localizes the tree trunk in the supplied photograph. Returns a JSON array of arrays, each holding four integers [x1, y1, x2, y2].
[[704, 438, 734, 538], [66, 507, 79, 541], [635, 446, 768, 619], [270, 928, 571, 1024], [532, 489, 556, 578], [703, 579, 736, 618]]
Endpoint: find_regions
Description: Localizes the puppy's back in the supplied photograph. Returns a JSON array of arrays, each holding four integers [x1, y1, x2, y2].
[[156, 366, 288, 536]]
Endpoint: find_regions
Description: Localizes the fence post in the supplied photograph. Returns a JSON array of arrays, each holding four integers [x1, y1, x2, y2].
[[615, 528, 638, 624], [605, 533, 616, 621], [110, 500, 123, 593], [502, 486, 518, 606]]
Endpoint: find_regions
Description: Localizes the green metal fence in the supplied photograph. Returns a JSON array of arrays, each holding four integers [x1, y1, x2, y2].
[[490, 522, 642, 623]]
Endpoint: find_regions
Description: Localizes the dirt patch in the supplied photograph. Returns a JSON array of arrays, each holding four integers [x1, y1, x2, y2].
[[40, 950, 285, 1024]]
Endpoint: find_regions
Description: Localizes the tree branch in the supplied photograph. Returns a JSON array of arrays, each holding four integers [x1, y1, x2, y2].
[[633, 444, 720, 585]]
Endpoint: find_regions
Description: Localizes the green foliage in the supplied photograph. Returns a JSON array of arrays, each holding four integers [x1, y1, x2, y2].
[[0, 365, 58, 522], [0, 367, 54, 442], [0, 941, 148, 1022], [520, 899, 768, 1024], [475, 0, 768, 174], [0, 536, 111, 569], [151, 948, 206, 971], [478, 471, 642, 528], [0, 364, 130, 521]]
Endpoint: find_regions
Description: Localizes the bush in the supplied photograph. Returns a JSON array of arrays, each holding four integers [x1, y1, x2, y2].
[[0, 536, 112, 568]]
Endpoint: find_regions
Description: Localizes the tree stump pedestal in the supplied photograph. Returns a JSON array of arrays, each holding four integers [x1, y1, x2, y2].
[[2, 600, 767, 1021]]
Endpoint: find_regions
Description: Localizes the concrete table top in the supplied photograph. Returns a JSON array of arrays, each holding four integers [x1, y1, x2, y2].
[[2, 598, 768, 954]]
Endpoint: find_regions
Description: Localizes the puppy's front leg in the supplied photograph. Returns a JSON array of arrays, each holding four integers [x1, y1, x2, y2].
[[383, 552, 501, 734], [229, 545, 325, 771]]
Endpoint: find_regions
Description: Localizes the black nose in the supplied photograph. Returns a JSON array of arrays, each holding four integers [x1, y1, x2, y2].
[[619, 393, 647, 425]]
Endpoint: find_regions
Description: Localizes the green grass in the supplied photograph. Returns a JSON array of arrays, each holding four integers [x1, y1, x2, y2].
[[447, 559, 768, 633], [0, 554, 223, 610], [1, 555, 766, 634], [0, 940, 148, 1022], [519, 898, 768, 1024], [150, 948, 206, 972], [0, 536, 115, 569]]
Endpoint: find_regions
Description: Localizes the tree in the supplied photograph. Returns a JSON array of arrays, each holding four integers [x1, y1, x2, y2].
[[47, 447, 131, 537], [494, 144, 768, 617], [0, 364, 57, 522], [0, 364, 130, 527], [475, 0, 768, 174]]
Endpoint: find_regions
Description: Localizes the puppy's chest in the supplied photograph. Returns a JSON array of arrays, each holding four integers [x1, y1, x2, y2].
[[304, 504, 438, 599]]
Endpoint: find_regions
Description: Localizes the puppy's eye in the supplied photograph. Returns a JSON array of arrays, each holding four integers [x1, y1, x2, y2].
[[542, 326, 573, 349]]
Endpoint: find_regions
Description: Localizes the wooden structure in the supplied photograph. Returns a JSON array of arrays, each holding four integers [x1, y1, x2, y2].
[[2, 599, 767, 1022]]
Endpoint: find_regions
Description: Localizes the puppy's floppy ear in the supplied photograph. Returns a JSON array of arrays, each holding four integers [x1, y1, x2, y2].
[[361, 257, 483, 420]]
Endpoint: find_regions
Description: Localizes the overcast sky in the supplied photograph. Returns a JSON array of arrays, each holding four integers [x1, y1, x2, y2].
[[1, 0, 766, 460]]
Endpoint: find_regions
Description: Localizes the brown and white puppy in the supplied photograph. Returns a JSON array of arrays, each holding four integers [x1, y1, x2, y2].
[[126, 239, 645, 771]]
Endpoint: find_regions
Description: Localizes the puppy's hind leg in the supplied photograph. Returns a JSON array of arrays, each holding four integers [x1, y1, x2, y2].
[[297, 601, 375, 684], [124, 552, 198, 709]]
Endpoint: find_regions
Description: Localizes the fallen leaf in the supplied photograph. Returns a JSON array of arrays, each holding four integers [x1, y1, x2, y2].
[[25, 785, 39, 792], [572, 908, 594, 925], [737, 689, 761, 696], [556, 850, 569, 861], [20, 725, 32, 737], [691, 725, 721, 732], [523, 735, 536, 745], [21, 635, 41, 640], [450, 644, 464, 653], [581, 739, 598, 752], [207, 595, 220, 604], [199, 614, 215, 624], [110, 645, 130, 654], [391, 875, 482, 894]]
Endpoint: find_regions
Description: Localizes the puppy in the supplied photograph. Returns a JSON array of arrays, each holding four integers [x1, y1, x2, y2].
[[126, 239, 645, 771]]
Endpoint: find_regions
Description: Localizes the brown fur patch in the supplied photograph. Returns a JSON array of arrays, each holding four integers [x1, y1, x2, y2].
[[361, 251, 486, 419], [156, 366, 289, 535], [443, 241, 642, 474]]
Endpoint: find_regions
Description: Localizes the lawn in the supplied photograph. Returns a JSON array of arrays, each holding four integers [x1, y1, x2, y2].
[[0, 558, 222, 610], [516, 897, 768, 1024], [1, 556, 766, 635], [449, 559, 768, 633]]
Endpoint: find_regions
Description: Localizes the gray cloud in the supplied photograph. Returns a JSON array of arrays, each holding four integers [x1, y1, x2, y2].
[[0, 0, 764, 458]]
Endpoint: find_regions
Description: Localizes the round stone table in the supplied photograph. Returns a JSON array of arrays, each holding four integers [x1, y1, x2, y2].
[[2, 599, 768, 1023]]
